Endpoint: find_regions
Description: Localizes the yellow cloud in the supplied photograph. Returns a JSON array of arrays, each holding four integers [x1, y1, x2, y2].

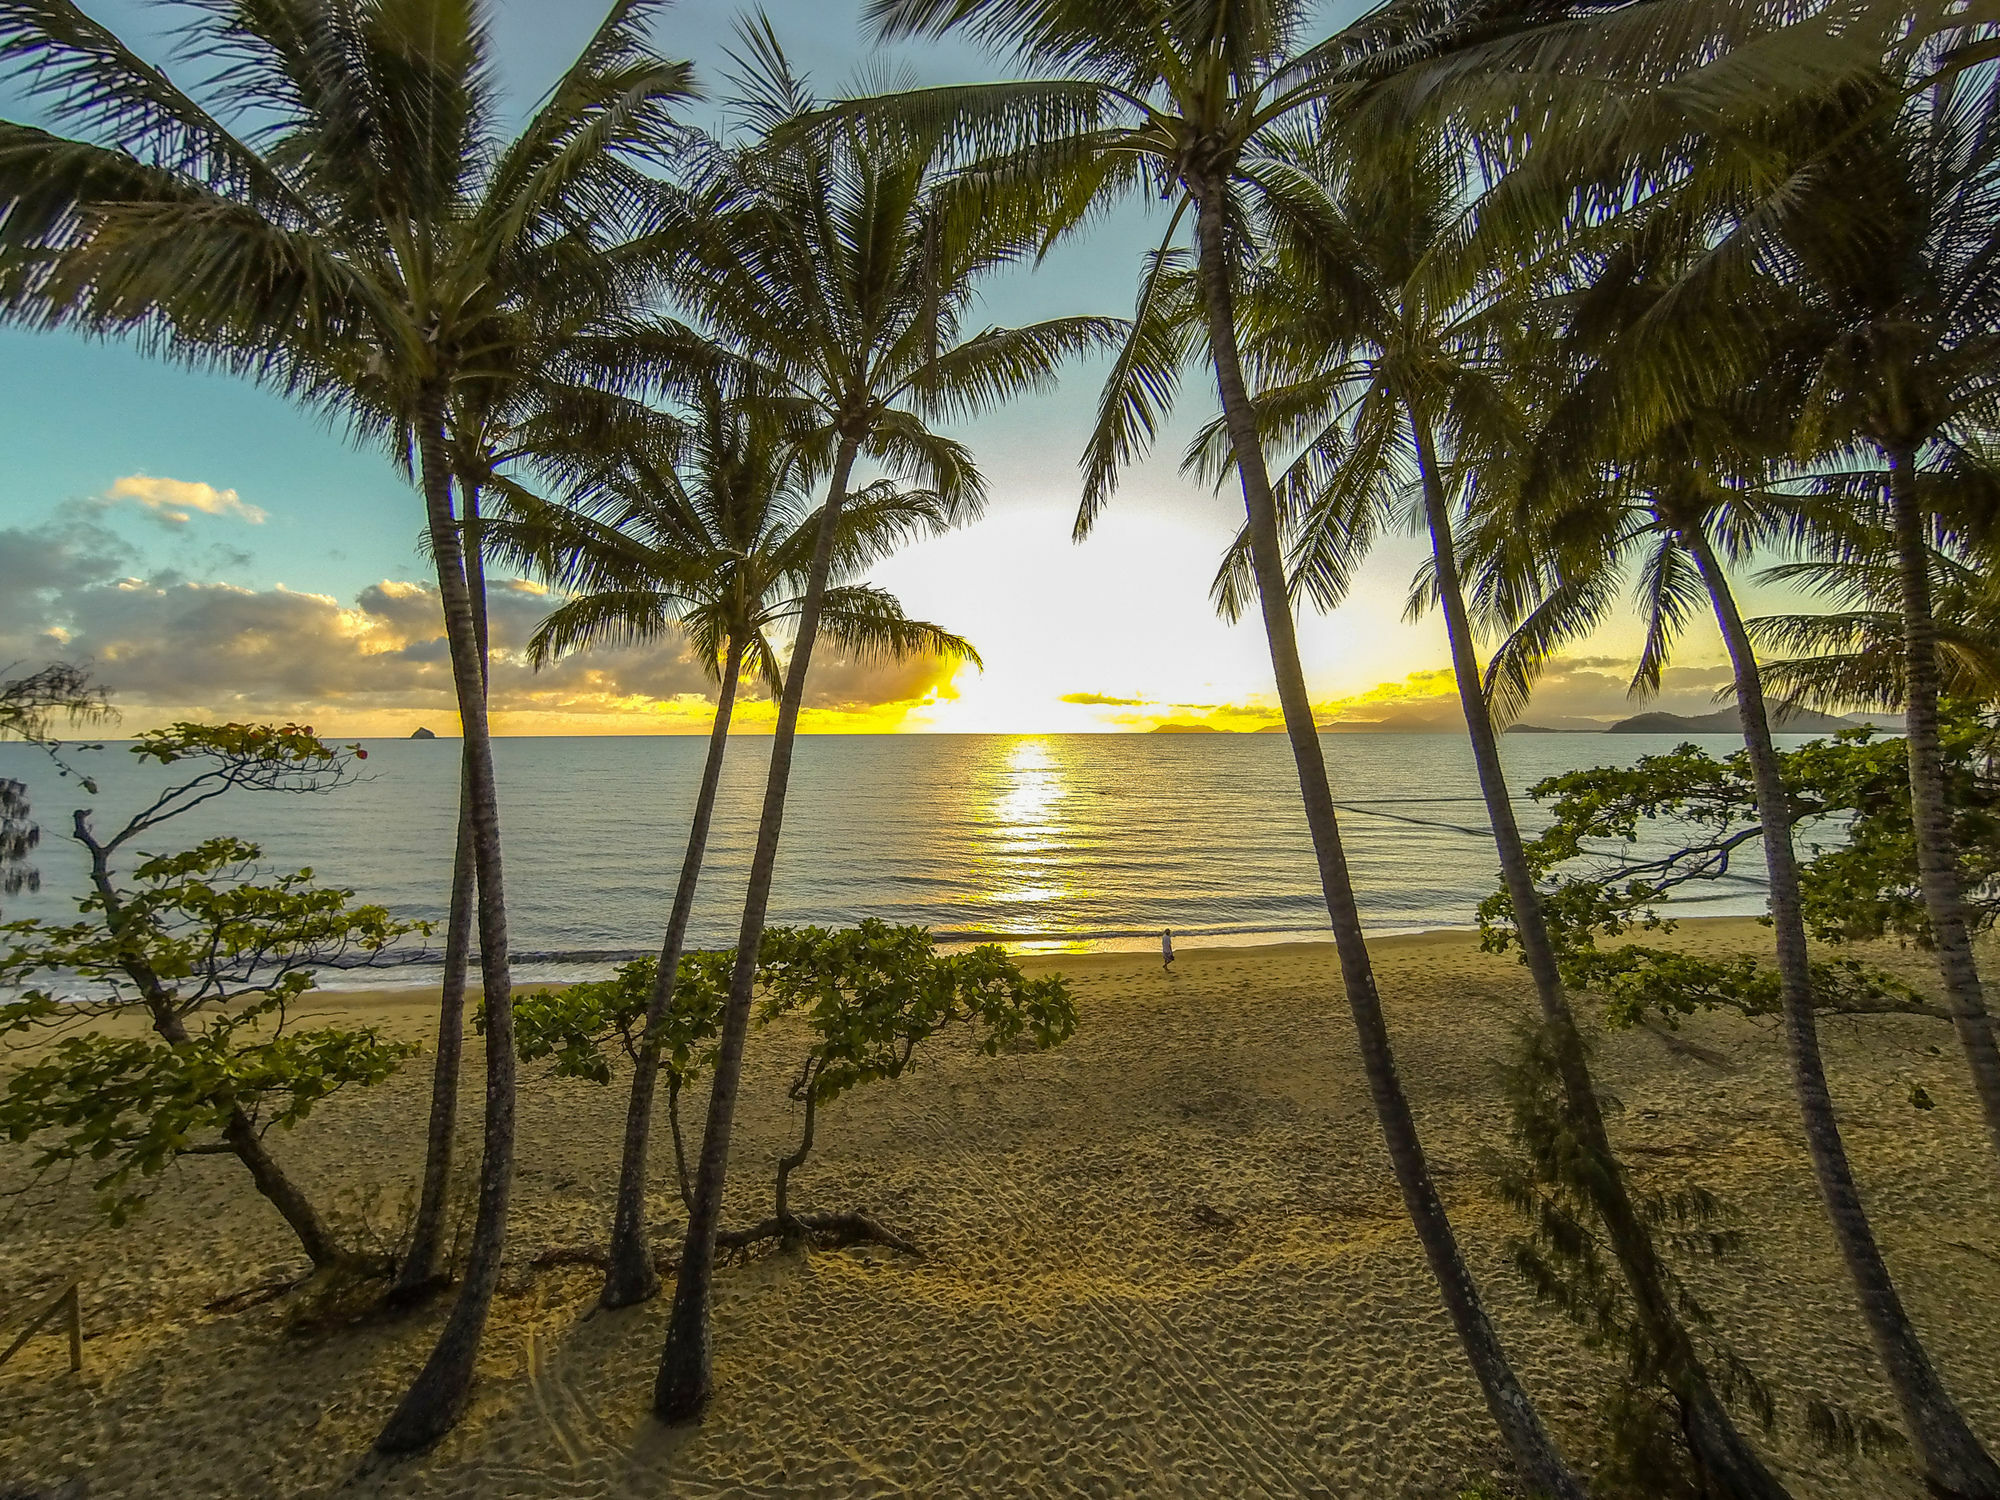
[[104, 474, 267, 526]]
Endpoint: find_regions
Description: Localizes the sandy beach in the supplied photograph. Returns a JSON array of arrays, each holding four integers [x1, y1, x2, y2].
[[3, 919, 1997, 1498]]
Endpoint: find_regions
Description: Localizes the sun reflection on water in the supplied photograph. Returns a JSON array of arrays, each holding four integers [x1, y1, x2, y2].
[[974, 737, 1091, 949]]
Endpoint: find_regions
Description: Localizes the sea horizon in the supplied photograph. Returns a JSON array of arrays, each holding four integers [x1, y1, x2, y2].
[[1, 729, 1805, 989]]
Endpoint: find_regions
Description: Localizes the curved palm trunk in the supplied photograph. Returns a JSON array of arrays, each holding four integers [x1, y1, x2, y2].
[[376, 399, 518, 1456], [601, 636, 747, 1310], [392, 489, 492, 1303], [1887, 447, 2000, 1172], [1190, 188, 1582, 1500], [655, 440, 859, 1422], [1411, 420, 1787, 1498], [1688, 523, 2000, 1499]]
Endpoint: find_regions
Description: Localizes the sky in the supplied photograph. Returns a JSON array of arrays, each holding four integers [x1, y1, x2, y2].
[[0, 0, 1766, 737]]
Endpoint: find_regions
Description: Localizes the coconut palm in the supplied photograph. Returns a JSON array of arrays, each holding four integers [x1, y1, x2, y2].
[[0, 0, 695, 1450], [1195, 124, 1787, 1495], [1486, 261, 2000, 1492], [492, 374, 980, 1311], [648, 28, 1119, 1420], [1450, 2, 2000, 1181], [390, 337, 694, 1304], [1754, 541, 2000, 713], [854, 0, 1868, 1485], [1770, 50, 2000, 1175]]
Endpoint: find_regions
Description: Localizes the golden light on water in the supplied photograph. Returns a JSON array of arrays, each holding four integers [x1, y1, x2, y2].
[[973, 737, 1092, 951]]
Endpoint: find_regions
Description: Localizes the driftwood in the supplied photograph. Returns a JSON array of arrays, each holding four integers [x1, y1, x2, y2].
[[205, 1275, 312, 1315], [718, 1209, 920, 1259], [517, 1209, 920, 1292]]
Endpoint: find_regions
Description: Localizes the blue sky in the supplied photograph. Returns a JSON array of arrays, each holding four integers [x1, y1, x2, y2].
[[0, 0, 1743, 735]]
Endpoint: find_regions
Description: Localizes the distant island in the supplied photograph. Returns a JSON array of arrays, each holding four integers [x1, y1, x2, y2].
[[410, 726, 438, 739], [1149, 722, 1221, 733], [1605, 707, 1895, 734]]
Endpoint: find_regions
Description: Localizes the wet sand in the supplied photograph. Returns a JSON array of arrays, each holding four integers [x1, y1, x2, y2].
[[3, 919, 1997, 1498]]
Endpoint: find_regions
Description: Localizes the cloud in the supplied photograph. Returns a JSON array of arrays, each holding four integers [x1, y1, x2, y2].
[[805, 648, 964, 713], [1308, 659, 1738, 731], [1075, 653, 1742, 735], [103, 474, 267, 527], [2, 531, 971, 734]]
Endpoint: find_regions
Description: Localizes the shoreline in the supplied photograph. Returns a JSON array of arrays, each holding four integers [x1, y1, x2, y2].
[[297, 914, 1784, 1009]]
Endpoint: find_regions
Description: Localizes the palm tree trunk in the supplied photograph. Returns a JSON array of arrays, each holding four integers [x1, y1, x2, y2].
[[376, 396, 519, 1456], [654, 439, 859, 1422], [1189, 184, 1582, 1500], [1410, 418, 1787, 1498], [392, 488, 492, 1303], [601, 636, 747, 1310], [1887, 446, 2000, 1171], [1689, 521, 2000, 1499]]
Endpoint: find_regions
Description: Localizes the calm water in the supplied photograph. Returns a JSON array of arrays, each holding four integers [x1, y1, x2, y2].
[[0, 732, 1800, 985]]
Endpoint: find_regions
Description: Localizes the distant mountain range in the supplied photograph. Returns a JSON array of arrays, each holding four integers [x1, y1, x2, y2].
[[1601, 708, 1902, 734]]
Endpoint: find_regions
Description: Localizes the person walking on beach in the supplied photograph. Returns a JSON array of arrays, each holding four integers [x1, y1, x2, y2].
[[1161, 927, 1175, 973]]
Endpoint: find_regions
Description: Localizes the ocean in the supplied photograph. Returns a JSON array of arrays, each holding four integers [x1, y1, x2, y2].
[[0, 731, 1796, 987]]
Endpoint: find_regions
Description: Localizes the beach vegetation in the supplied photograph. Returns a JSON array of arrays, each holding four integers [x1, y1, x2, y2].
[[4, 0, 2000, 1488], [0, 724, 421, 1272], [1478, 709, 2000, 1030], [0, 0, 700, 1450], [506, 951, 730, 1214], [509, 924, 1074, 1260], [755, 922, 1078, 1240]]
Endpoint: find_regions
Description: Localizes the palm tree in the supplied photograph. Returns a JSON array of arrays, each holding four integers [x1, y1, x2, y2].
[[855, 0, 1853, 1485], [649, 27, 1118, 1421], [494, 376, 979, 1310], [1198, 126, 1787, 1495], [1753, 541, 2000, 712], [1772, 50, 2000, 1174], [391, 335, 693, 1304], [0, 0, 695, 1450], [1488, 311, 2000, 1493]]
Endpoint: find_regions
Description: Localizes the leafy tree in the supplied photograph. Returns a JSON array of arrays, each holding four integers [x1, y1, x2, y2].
[[0, 724, 420, 1270], [648, 29, 1113, 1422], [1480, 712, 2000, 1033], [0, 662, 110, 906], [509, 924, 1074, 1257], [497, 371, 980, 1309], [505, 951, 730, 1214], [754, 922, 1077, 1238], [0, 0, 696, 1449]]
